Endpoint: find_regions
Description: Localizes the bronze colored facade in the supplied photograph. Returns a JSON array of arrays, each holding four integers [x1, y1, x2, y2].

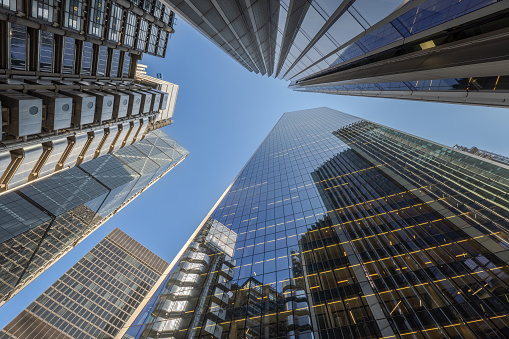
[[0, 228, 169, 339]]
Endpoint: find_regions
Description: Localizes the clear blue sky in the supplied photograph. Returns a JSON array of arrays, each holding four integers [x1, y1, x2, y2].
[[0, 19, 508, 327]]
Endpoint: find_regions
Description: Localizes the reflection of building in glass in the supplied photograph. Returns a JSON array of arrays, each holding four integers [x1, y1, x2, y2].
[[163, 1, 509, 107], [127, 218, 236, 339], [0, 1, 177, 195], [124, 108, 509, 338], [0, 228, 169, 339], [0, 130, 188, 306]]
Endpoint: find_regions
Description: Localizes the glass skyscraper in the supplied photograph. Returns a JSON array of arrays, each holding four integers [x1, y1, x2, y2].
[[163, 0, 508, 107], [0, 129, 188, 307], [121, 108, 509, 338], [1, 228, 170, 339]]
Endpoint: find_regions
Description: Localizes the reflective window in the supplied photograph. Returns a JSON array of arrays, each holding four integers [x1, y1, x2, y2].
[[81, 41, 93, 75], [87, 0, 105, 37], [153, 0, 162, 18], [10, 23, 26, 71], [142, 0, 152, 13], [157, 30, 166, 57], [122, 52, 130, 77], [123, 11, 137, 47], [107, 3, 123, 43], [162, 6, 172, 25], [39, 30, 53, 72], [96, 45, 108, 76], [31, 0, 54, 22], [62, 37, 75, 74], [63, 0, 82, 30], [109, 49, 120, 77], [147, 24, 158, 54], [137, 19, 148, 51]]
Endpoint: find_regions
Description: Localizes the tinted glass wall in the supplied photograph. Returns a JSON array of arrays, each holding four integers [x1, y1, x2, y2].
[[126, 108, 509, 338], [0, 130, 188, 307]]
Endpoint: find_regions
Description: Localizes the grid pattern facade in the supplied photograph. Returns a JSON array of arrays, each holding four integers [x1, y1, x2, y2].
[[124, 108, 509, 338], [166, 0, 509, 107], [0, 229, 169, 339], [0, 130, 188, 307]]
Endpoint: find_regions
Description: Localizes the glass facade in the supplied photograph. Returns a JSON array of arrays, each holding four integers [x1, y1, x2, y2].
[[0, 228, 169, 339], [125, 108, 509, 338], [165, 0, 509, 107], [0, 130, 188, 307]]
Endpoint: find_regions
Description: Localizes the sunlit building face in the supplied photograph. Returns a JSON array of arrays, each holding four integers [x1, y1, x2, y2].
[[123, 108, 509, 338]]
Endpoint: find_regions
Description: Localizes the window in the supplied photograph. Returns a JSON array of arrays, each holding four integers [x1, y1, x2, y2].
[[96, 45, 108, 76], [107, 3, 123, 43], [10, 23, 26, 71], [109, 49, 120, 77], [123, 11, 137, 47], [136, 19, 148, 51], [62, 37, 75, 73], [147, 24, 158, 54], [122, 53, 130, 77], [31, 0, 54, 21], [1, 0, 15, 10], [162, 6, 172, 25], [63, 0, 82, 31], [142, 0, 152, 13], [153, 0, 162, 18], [87, 0, 105, 37], [81, 41, 93, 75], [157, 30, 166, 57], [39, 30, 53, 72]]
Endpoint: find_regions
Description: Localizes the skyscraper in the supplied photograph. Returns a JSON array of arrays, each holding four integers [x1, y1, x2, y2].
[[0, 129, 188, 307], [0, 228, 170, 339], [163, 0, 509, 107], [122, 108, 509, 338], [0, 0, 177, 195]]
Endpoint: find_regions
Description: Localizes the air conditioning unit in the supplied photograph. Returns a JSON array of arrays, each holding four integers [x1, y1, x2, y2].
[[58, 90, 96, 125], [0, 90, 42, 137], [29, 90, 73, 130], [104, 90, 130, 119], [133, 89, 154, 114], [120, 90, 142, 117], [146, 89, 161, 112], [83, 90, 114, 122]]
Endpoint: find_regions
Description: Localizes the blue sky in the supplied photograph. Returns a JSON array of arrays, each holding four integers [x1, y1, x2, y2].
[[0, 19, 508, 327]]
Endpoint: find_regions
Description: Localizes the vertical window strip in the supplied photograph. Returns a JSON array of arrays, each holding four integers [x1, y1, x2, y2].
[[87, 0, 105, 37], [39, 30, 53, 72], [107, 3, 123, 43], [10, 23, 27, 71], [63, 0, 82, 31]]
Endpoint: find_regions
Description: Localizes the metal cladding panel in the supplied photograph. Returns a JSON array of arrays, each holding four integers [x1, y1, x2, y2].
[[65, 133, 89, 167], [134, 90, 153, 114], [81, 129, 105, 163], [0, 101, 1, 135], [58, 90, 96, 125], [100, 125, 119, 156], [84, 90, 114, 122], [121, 90, 142, 117], [8, 144, 44, 189], [0, 91, 43, 137], [29, 90, 73, 130], [105, 90, 130, 118], [137, 116, 150, 141], [110, 122, 131, 152], [39, 138, 68, 177]]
